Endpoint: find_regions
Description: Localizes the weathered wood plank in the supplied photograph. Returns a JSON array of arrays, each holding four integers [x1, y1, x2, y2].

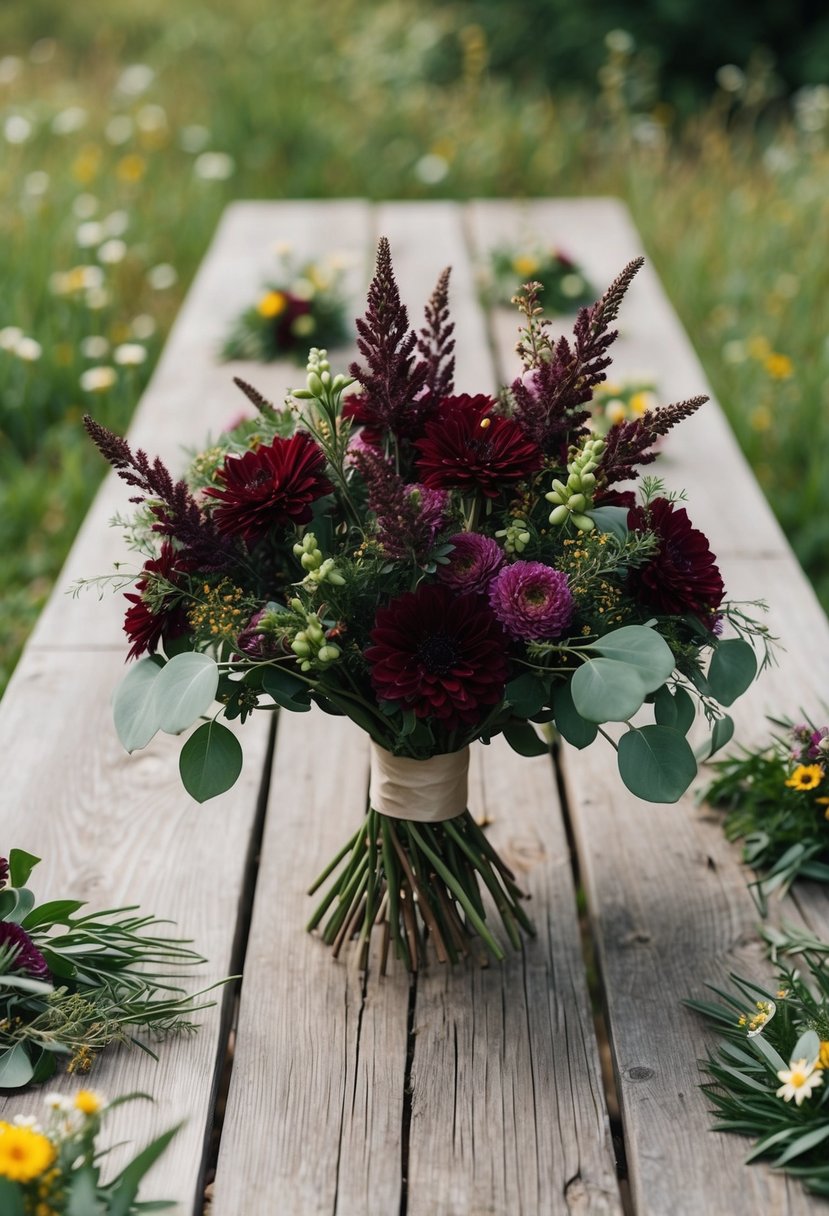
[[0, 646, 271, 1210], [211, 710, 410, 1216], [470, 198, 827, 1214], [29, 200, 372, 650], [407, 738, 622, 1216]]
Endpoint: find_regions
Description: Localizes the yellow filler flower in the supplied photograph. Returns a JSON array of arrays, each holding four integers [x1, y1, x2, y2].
[[785, 764, 824, 791], [0, 1121, 56, 1182]]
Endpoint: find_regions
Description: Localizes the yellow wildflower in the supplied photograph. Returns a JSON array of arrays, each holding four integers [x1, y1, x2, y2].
[[750, 405, 772, 432], [0, 1121, 56, 1182], [764, 353, 793, 380], [74, 1089, 103, 1115], [818, 1041, 829, 1069], [257, 290, 286, 319], [72, 144, 102, 184], [512, 254, 539, 278], [785, 763, 824, 791], [116, 154, 147, 183]]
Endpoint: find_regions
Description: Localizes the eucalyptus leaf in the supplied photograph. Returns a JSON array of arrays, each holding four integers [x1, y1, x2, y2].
[[551, 681, 598, 748], [179, 721, 243, 803], [672, 687, 697, 734], [0, 1042, 35, 1088], [505, 672, 549, 718], [652, 684, 677, 727], [584, 504, 629, 540], [590, 625, 675, 692], [112, 657, 164, 753], [8, 848, 39, 888], [617, 726, 697, 803], [791, 1029, 821, 1066], [155, 652, 220, 735], [707, 638, 757, 707], [502, 719, 550, 757], [261, 666, 312, 712], [695, 715, 735, 763], [571, 657, 647, 723]]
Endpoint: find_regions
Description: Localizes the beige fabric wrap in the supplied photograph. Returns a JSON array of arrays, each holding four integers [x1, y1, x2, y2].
[[369, 744, 470, 822]]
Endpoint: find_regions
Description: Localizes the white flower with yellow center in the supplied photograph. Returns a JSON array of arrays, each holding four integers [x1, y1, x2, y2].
[[776, 1058, 824, 1105]]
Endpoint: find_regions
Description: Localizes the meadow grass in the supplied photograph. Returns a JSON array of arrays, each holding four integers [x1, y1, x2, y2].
[[1, 0, 826, 693]]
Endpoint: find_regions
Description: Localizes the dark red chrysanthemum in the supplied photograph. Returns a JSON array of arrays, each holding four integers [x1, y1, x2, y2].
[[124, 542, 191, 660], [627, 497, 724, 618], [204, 432, 333, 544], [0, 921, 50, 980], [0, 857, 8, 888], [365, 582, 509, 730], [415, 394, 543, 499]]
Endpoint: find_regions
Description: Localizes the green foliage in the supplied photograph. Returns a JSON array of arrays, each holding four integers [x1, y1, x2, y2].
[[178, 719, 243, 802]]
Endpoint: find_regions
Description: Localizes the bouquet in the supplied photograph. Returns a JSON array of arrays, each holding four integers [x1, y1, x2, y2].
[[688, 930, 829, 1197], [590, 376, 659, 436], [0, 1089, 177, 1212], [83, 239, 769, 971], [220, 249, 349, 362], [482, 240, 595, 312], [703, 715, 829, 907], [0, 849, 214, 1088]]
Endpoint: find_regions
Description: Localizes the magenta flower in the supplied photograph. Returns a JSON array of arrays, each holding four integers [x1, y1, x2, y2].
[[0, 922, 50, 980], [488, 560, 574, 640], [438, 533, 504, 595]]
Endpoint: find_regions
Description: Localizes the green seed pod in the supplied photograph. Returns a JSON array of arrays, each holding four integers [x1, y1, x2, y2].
[[569, 493, 586, 512], [571, 512, 595, 532], [549, 504, 570, 526]]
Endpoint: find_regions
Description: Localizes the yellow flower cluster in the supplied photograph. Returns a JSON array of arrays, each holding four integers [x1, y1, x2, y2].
[[188, 580, 249, 640]]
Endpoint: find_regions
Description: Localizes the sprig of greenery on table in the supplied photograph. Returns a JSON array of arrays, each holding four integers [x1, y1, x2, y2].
[[0, 849, 218, 1089], [687, 930, 829, 1197]]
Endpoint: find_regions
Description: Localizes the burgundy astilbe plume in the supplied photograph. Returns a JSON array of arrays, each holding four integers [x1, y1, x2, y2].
[[511, 258, 644, 455], [353, 446, 448, 563], [417, 267, 455, 403], [600, 395, 708, 486], [83, 416, 239, 569], [349, 237, 429, 439]]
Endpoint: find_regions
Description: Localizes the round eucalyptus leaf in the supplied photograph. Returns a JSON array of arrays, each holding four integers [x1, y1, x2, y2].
[[502, 719, 550, 757], [112, 657, 164, 753], [179, 721, 243, 803], [618, 725, 698, 803], [571, 658, 647, 723], [551, 681, 598, 748], [155, 652, 220, 735], [707, 639, 757, 707], [672, 687, 697, 734], [584, 505, 629, 540], [591, 625, 675, 692], [0, 1043, 35, 1088], [505, 672, 549, 718]]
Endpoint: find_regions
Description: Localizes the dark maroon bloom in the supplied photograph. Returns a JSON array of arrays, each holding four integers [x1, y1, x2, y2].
[[124, 542, 191, 660], [204, 432, 333, 545], [489, 561, 574, 640], [437, 533, 504, 595], [0, 858, 7, 888], [365, 583, 509, 730], [415, 395, 543, 499], [0, 922, 50, 981], [272, 292, 312, 351], [627, 498, 724, 618]]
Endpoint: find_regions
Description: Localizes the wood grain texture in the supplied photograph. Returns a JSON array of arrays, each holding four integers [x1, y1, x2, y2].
[[0, 647, 271, 1211], [472, 198, 828, 1214], [406, 737, 621, 1216], [210, 710, 410, 1216]]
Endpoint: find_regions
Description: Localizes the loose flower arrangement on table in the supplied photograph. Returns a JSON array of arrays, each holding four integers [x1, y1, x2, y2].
[[688, 931, 829, 1197], [0, 1089, 177, 1212], [0, 850, 214, 1088], [83, 240, 770, 971], [590, 377, 659, 436], [482, 240, 595, 312], [703, 716, 829, 908], [220, 249, 350, 362]]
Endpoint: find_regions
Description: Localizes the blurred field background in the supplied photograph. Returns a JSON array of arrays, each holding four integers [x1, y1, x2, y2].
[[1, 0, 828, 695]]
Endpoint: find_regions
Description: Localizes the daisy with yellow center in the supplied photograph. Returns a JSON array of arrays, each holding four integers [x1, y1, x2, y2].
[[257, 290, 287, 319], [74, 1089, 104, 1115], [776, 1057, 824, 1105], [785, 763, 824, 791], [0, 1121, 56, 1182]]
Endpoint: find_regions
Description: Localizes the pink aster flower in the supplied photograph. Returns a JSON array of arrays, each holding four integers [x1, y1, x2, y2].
[[488, 560, 574, 640], [438, 533, 504, 595]]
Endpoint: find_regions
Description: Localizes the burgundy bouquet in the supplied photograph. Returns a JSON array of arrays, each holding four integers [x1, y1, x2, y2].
[[83, 240, 769, 970]]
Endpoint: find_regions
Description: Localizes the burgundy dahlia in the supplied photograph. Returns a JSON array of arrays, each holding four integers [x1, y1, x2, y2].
[[365, 583, 508, 730], [0, 921, 50, 980], [415, 395, 543, 499], [627, 498, 724, 618], [124, 542, 191, 660], [438, 533, 504, 595], [204, 432, 332, 545], [0, 857, 7, 888], [489, 561, 574, 640]]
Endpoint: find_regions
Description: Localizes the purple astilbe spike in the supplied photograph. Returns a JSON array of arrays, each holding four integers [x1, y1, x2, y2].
[[83, 415, 240, 569], [349, 238, 429, 439], [418, 266, 455, 402], [511, 258, 645, 455], [353, 447, 447, 564], [232, 376, 278, 415], [601, 395, 708, 486]]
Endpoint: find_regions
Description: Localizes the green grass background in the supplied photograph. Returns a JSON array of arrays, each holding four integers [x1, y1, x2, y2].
[[1, 0, 827, 693]]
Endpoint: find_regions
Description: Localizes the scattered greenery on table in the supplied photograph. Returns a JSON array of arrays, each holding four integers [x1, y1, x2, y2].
[[481, 241, 595, 312], [703, 715, 829, 908]]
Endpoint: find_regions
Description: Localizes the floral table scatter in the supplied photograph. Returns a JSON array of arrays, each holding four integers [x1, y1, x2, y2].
[[703, 716, 829, 908], [0, 849, 216, 1088], [0, 1089, 177, 1213], [590, 377, 659, 436], [688, 934, 829, 1197], [220, 249, 350, 362], [481, 240, 595, 312], [83, 239, 770, 971]]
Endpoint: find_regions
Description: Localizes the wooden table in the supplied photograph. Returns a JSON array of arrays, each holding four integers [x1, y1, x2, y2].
[[2, 200, 828, 1215]]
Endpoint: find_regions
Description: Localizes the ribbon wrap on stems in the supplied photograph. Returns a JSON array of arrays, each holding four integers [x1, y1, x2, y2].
[[369, 743, 469, 822]]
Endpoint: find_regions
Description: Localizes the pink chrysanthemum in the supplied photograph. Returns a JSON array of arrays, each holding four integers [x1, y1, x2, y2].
[[365, 583, 508, 730], [438, 533, 504, 595], [488, 561, 574, 640]]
